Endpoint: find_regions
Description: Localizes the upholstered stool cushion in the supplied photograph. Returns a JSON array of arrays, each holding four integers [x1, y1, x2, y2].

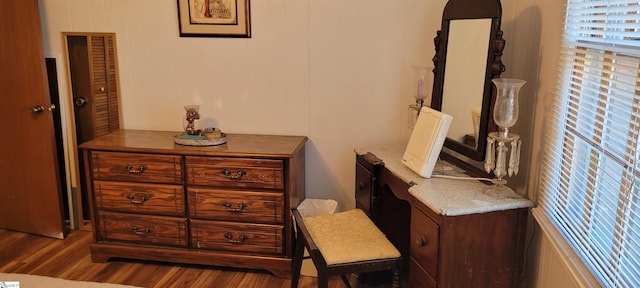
[[302, 209, 401, 265]]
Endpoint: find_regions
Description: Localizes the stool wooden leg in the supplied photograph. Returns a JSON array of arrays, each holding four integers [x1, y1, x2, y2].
[[291, 232, 305, 288], [339, 274, 352, 288], [392, 266, 401, 288], [317, 271, 329, 288]]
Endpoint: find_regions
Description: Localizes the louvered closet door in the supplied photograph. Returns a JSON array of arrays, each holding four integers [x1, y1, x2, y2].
[[91, 35, 120, 137], [69, 33, 121, 145]]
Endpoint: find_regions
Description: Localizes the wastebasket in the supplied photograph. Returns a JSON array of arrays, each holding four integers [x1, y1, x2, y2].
[[297, 198, 338, 217], [295, 198, 338, 276]]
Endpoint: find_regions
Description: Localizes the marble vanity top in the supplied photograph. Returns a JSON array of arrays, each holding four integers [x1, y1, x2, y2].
[[355, 145, 533, 216]]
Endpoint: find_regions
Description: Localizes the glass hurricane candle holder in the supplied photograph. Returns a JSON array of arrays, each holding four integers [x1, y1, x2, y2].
[[484, 78, 526, 197], [409, 66, 432, 130], [410, 65, 431, 111]]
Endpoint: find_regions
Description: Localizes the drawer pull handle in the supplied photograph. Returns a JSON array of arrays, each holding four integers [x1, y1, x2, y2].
[[126, 194, 148, 204], [125, 164, 146, 174], [131, 226, 152, 236], [223, 202, 247, 212], [416, 235, 428, 247], [221, 169, 246, 179], [224, 232, 245, 244]]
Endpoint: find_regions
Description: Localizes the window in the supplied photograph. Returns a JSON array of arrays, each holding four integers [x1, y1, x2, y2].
[[538, 0, 640, 287]]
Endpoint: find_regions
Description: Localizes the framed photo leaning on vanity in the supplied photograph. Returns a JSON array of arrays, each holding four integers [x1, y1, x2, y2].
[[178, 0, 251, 38]]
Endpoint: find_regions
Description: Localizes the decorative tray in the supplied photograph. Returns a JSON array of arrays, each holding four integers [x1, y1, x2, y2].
[[174, 133, 227, 146]]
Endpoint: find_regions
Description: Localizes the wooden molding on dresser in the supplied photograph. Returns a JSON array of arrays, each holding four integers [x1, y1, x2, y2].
[[80, 130, 307, 278]]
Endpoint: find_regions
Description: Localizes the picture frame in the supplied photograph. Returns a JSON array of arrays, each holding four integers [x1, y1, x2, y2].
[[177, 0, 251, 38]]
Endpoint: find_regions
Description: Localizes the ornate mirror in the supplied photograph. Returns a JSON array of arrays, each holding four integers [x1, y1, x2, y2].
[[430, 0, 505, 166]]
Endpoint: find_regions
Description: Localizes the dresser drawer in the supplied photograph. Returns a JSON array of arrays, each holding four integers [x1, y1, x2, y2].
[[355, 161, 374, 215], [185, 156, 283, 189], [188, 188, 284, 224], [93, 181, 185, 216], [96, 211, 188, 247], [91, 151, 183, 184], [411, 207, 440, 279], [409, 258, 437, 288], [190, 219, 284, 255]]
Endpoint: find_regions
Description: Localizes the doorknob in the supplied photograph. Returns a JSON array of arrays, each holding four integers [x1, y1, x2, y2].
[[30, 105, 44, 114], [30, 104, 56, 114], [74, 97, 88, 107]]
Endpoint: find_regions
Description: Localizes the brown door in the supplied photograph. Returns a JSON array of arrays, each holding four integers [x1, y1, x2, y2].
[[67, 33, 121, 220], [0, 0, 65, 238]]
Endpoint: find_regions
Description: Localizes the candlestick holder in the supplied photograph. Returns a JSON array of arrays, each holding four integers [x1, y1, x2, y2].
[[409, 65, 430, 113]]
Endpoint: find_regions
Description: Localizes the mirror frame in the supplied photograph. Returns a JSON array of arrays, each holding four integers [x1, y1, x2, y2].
[[430, 0, 505, 164]]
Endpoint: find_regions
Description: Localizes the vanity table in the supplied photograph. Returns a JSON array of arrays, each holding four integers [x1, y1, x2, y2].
[[80, 130, 306, 278], [355, 146, 532, 288]]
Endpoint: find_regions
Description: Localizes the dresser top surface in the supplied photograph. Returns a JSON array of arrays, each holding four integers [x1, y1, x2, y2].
[[80, 130, 307, 158], [356, 145, 533, 216]]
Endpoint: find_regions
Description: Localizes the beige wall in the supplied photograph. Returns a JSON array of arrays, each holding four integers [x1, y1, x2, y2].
[[39, 0, 584, 286], [39, 0, 448, 211]]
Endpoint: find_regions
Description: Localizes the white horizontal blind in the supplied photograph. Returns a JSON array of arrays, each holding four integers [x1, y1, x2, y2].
[[538, 0, 640, 287]]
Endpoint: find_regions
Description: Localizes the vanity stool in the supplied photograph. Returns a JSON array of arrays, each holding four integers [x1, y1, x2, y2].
[[291, 209, 402, 288]]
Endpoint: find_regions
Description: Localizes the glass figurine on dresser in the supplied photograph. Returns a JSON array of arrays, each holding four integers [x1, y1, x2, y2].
[[183, 105, 202, 135]]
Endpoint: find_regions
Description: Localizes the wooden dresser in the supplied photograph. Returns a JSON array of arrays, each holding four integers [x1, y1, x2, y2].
[[80, 130, 307, 278], [355, 147, 532, 287]]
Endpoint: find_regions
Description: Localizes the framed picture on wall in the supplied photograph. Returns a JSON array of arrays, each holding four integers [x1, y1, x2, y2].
[[177, 0, 251, 38]]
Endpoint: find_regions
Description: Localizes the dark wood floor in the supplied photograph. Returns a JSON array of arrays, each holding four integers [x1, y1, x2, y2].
[[0, 227, 372, 288]]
